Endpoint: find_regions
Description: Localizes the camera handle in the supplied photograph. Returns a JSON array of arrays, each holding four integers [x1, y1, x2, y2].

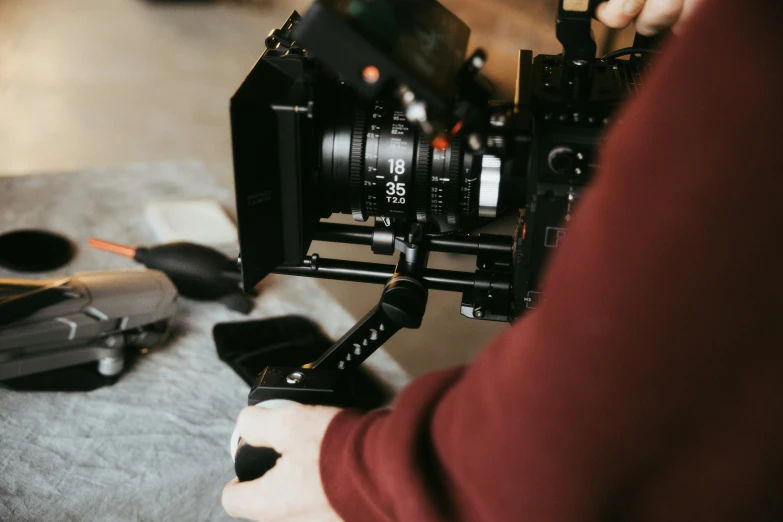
[[558, 0, 669, 60], [232, 220, 515, 480], [557, 0, 606, 63], [233, 224, 432, 482]]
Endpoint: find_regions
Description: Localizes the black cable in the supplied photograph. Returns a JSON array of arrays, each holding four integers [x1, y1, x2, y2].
[[602, 47, 659, 60]]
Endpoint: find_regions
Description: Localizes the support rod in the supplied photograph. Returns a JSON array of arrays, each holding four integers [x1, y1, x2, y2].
[[312, 223, 513, 256], [275, 258, 390, 285], [428, 234, 512, 256], [313, 223, 373, 245], [273, 257, 481, 293]]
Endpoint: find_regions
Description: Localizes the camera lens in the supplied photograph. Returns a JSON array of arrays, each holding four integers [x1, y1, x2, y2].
[[319, 87, 480, 225]]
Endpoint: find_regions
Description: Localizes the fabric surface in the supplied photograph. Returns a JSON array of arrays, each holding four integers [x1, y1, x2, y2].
[[321, 1, 783, 521], [0, 162, 410, 522]]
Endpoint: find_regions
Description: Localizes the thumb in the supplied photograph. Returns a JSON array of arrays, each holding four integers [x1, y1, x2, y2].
[[595, 0, 647, 29], [236, 403, 303, 451]]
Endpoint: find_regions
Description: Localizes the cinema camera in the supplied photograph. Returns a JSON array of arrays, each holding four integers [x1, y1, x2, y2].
[[229, 0, 660, 481]]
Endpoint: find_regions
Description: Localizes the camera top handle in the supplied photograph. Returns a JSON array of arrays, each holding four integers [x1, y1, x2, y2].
[[557, 0, 601, 62], [558, 0, 668, 61]]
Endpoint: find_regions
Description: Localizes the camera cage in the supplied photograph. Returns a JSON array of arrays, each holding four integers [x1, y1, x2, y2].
[[230, 0, 660, 373]]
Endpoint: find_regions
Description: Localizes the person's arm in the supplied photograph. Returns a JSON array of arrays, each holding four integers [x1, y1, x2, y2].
[[322, 1, 783, 520], [222, 1, 783, 520]]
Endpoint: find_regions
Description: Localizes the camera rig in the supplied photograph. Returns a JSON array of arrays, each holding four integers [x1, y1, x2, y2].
[[229, 0, 660, 480]]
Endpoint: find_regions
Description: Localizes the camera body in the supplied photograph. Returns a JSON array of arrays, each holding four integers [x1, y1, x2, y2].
[[511, 50, 646, 315], [231, 0, 648, 321]]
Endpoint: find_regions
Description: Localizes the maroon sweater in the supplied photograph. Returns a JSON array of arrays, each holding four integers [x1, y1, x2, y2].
[[321, 1, 783, 520]]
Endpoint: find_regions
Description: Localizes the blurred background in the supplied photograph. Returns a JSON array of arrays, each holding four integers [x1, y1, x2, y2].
[[0, 0, 629, 377]]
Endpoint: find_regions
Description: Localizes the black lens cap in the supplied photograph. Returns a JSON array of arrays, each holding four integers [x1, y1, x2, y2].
[[0, 229, 75, 272]]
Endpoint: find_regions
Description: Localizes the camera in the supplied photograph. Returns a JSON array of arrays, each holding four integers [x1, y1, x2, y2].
[[232, 0, 654, 322], [229, 0, 658, 480]]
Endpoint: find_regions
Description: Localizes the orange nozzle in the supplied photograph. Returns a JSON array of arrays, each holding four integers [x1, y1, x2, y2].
[[88, 238, 137, 258]]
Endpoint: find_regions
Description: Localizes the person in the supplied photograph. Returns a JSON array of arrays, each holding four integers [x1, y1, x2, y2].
[[222, 0, 783, 520]]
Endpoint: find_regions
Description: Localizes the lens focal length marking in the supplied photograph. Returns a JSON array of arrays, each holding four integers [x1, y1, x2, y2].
[[374, 104, 415, 217], [342, 92, 478, 223]]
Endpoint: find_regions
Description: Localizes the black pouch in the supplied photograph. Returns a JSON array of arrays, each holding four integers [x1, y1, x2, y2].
[[213, 316, 388, 409]]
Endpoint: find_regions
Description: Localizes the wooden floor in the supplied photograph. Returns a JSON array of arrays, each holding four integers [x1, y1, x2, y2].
[[0, 0, 626, 376]]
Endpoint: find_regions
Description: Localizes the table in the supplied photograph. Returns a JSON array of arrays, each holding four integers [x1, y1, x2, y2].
[[0, 161, 409, 522]]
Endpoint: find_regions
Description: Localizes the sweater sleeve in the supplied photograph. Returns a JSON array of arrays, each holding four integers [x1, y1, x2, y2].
[[320, 1, 783, 521]]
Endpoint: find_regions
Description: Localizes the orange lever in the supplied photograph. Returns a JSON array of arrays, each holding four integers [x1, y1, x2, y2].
[[88, 238, 137, 259]]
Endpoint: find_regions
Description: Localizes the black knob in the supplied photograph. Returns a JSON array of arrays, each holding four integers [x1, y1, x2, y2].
[[235, 442, 281, 482], [548, 146, 575, 174], [231, 398, 300, 482]]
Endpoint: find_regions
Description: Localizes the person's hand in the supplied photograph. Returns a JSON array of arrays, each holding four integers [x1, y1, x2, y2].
[[595, 0, 703, 35], [222, 404, 344, 522]]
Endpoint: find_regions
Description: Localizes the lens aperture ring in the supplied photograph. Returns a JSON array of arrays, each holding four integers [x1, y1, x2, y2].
[[349, 106, 368, 222], [445, 136, 463, 225], [414, 137, 431, 223], [460, 152, 478, 216]]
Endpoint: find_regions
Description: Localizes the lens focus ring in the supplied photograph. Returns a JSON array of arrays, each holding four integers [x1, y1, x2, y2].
[[349, 107, 368, 222], [478, 155, 502, 218]]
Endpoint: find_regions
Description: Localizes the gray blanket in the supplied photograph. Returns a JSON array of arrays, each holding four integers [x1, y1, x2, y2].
[[0, 162, 409, 522]]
